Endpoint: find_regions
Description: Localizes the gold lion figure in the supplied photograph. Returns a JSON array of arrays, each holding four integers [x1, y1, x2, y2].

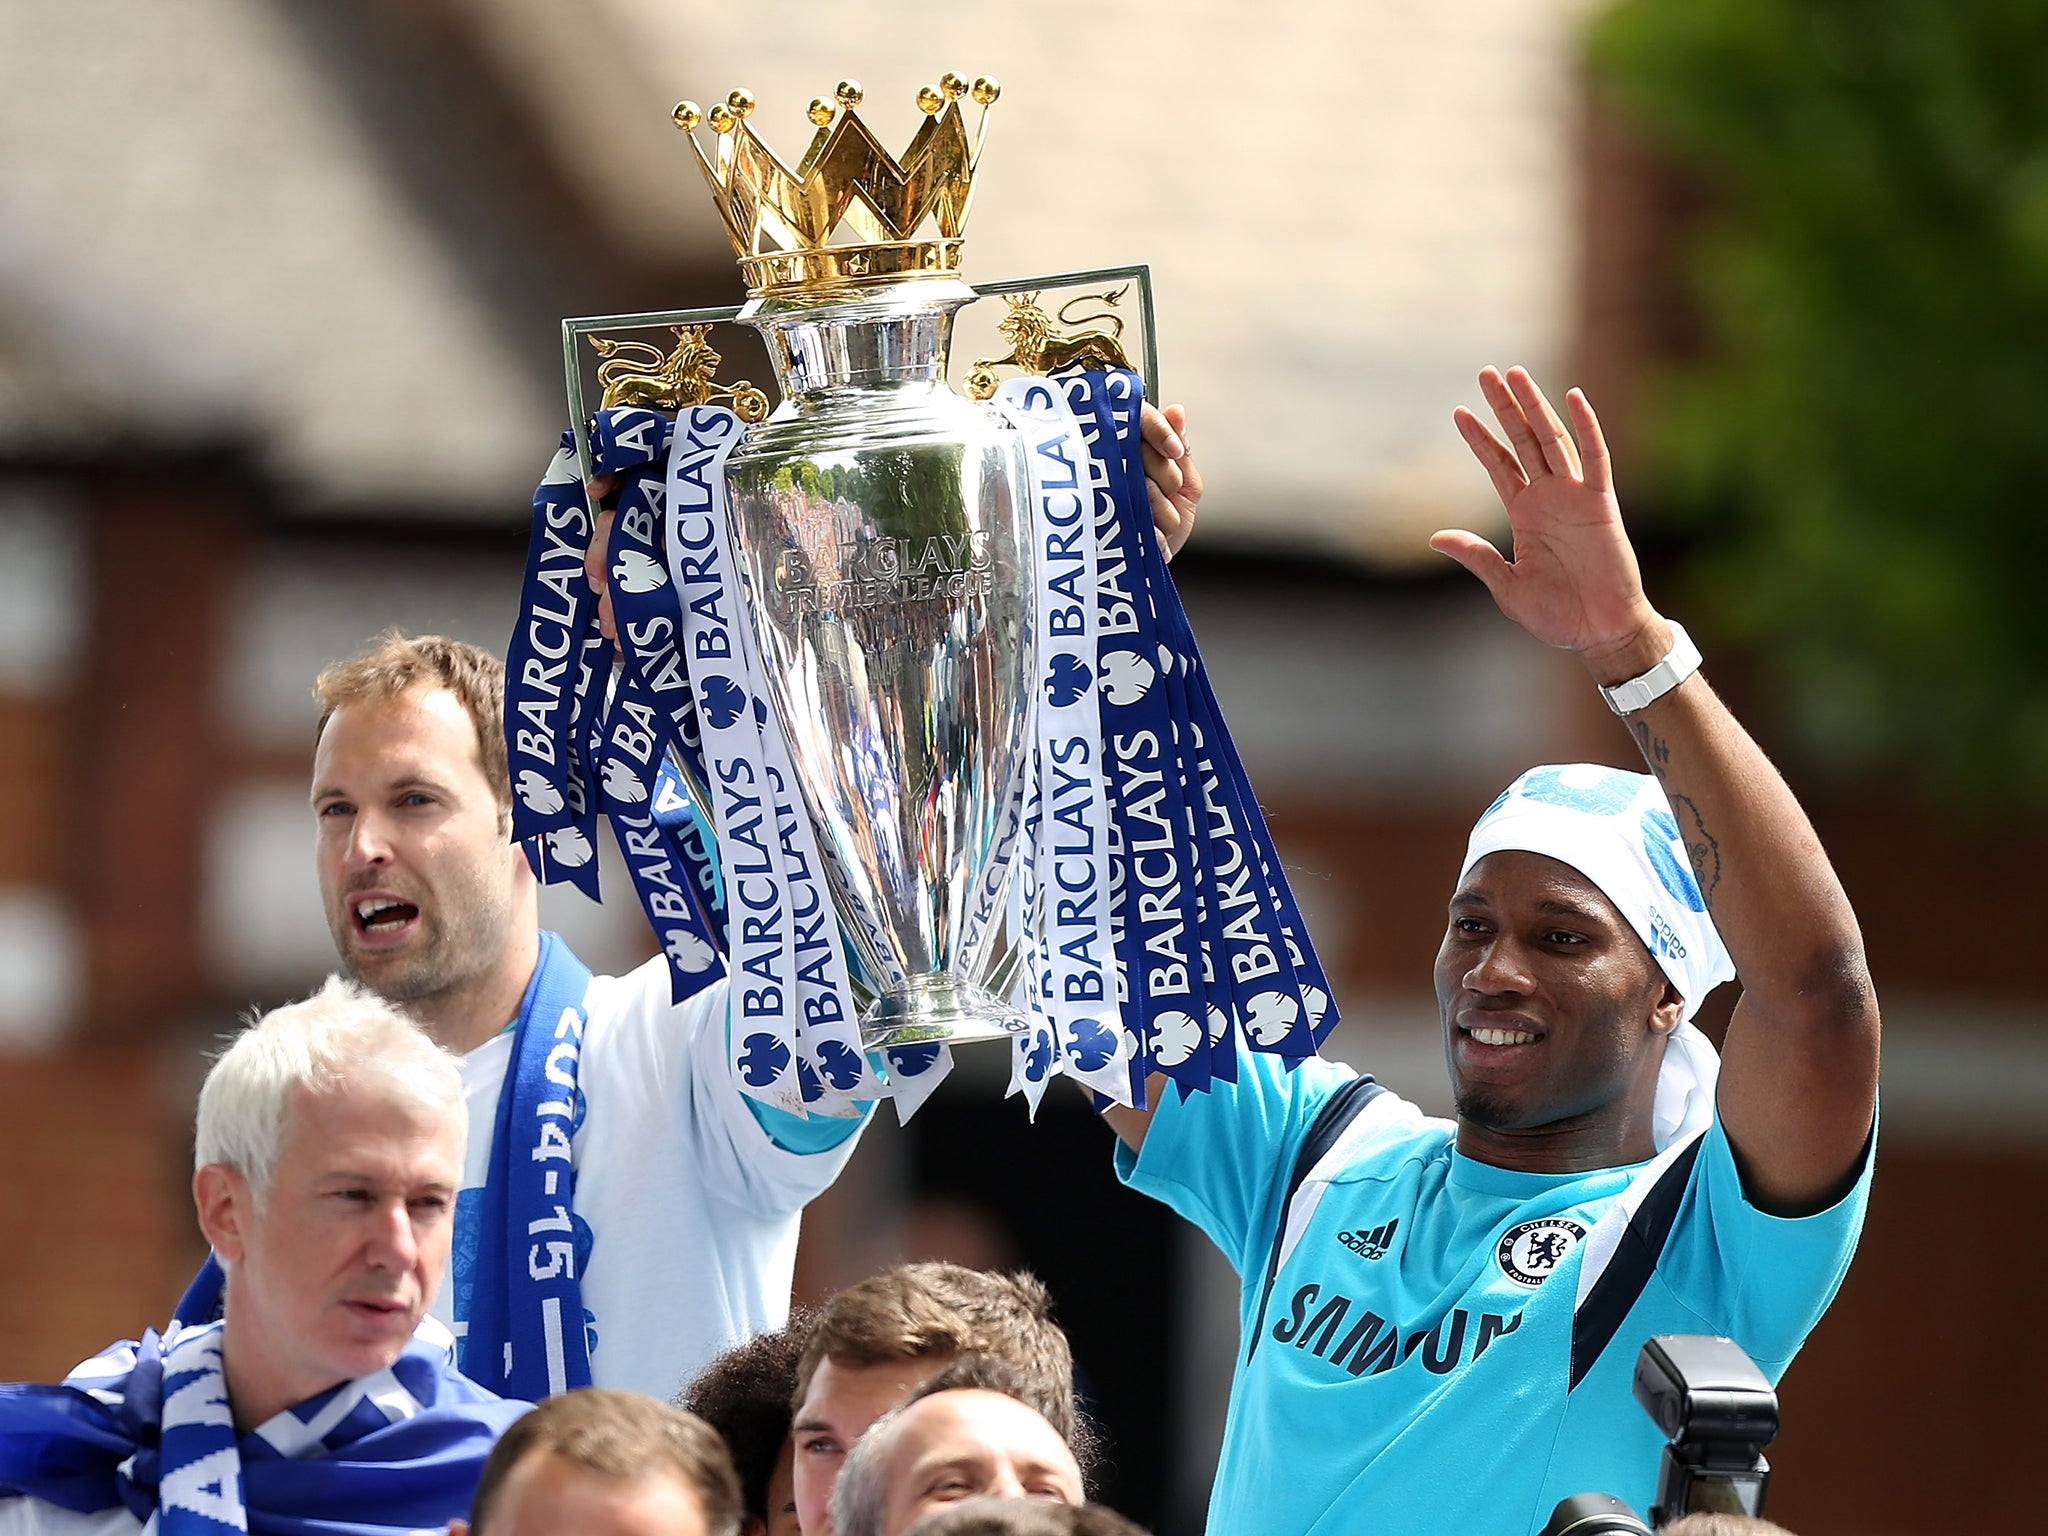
[[587, 325, 770, 422], [964, 287, 1135, 401]]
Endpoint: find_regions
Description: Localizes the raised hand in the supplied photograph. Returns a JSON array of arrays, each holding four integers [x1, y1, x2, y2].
[[1142, 401, 1201, 561], [1434, 367, 1668, 684], [583, 478, 620, 646]]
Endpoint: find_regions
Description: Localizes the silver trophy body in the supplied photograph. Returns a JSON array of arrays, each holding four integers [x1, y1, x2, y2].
[[722, 277, 1036, 1048]]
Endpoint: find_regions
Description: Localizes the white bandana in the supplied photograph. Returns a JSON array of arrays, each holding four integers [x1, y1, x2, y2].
[[1459, 763, 1735, 1148]]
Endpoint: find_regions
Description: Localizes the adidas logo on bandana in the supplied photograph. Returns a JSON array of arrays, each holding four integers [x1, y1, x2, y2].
[[1339, 1218, 1400, 1261]]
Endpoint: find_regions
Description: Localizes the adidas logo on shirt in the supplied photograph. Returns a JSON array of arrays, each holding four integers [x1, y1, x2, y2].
[[1338, 1218, 1400, 1261]]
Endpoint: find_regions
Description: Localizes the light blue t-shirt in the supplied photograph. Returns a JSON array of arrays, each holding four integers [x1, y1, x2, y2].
[[1117, 1052, 1873, 1536]]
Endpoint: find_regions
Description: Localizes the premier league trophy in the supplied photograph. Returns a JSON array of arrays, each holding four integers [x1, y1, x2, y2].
[[507, 72, 1337, 1120], [689, 76, 1034, 1049]]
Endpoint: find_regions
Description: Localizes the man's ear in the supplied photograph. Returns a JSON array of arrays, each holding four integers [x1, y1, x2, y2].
[[1648, 981, 1686, 1039], [194, 1164, 254, 1265]]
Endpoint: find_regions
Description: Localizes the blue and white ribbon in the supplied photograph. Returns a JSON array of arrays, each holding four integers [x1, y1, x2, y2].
[[1085, 372, 1329, 1059], [464, 931, 594, 1400], [995, 378, 1121, 1113], [594, 425, 731, 999], [505, 440, 602, 896], [663, 405, 874, 1116], [595, 668, 724, 998], [1066, 373, 1211, 1100]]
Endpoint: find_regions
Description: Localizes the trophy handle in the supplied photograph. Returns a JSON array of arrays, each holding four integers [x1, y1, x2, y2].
[[560, 263, 1159, 490]]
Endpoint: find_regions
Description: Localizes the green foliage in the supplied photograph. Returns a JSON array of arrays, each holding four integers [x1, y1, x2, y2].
[[1587, 0, 2048, 793]]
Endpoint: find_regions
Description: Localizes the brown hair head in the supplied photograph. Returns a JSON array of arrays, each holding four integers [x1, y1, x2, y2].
[[832, 1361, 1093, 1536], [312, 632, 509, 808], [795, 1265, 1076, 1443], [469, 1389, 743, 1536], [897, 1357, 1098, 1493]]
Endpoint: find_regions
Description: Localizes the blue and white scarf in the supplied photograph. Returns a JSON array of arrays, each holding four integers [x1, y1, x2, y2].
[[463, 930, 596, 1400], [0, 1317, 524, 1536]]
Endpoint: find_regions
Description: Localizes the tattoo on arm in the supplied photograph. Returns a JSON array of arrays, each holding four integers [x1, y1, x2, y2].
[[1630, 720, 1672, 782], [1626, 722, 1717, 895], [1670, 792, 1722, 899]]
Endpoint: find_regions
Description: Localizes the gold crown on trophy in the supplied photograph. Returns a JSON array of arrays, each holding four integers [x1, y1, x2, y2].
[[674, 73, 1000, 297]]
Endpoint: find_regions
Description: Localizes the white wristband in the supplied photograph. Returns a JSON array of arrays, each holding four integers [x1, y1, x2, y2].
[[1598, 621, 1701, 716]]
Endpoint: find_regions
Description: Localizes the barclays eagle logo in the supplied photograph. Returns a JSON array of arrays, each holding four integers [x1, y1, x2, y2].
[[698, 675, 748, 731], [737, 1033, 790, 1087], [887, 1042, 944, 1078], [1303, 985, 1331, 1030], [1244, 990, 1300, 1046], [1045, 653, 1092, 708], [1100, 650, 1156, 706], [1150, 1009, 1201, 1067], [664, 929, 716, 973], [545, 826, 594, 868], [601, 759, 647, 804], [1066, 1018, 1121, 1073], [515, 770, 565, 817], [1023, 1029, 1054, 1082], [612, 548, 668, 594], [815, 1039, 865, 1092]]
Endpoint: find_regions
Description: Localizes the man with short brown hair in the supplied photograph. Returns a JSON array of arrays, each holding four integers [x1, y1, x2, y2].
[[789, 1266, 1080, 1536], [167, 628, 871, 1409], [461, 1388, 743, 1536]]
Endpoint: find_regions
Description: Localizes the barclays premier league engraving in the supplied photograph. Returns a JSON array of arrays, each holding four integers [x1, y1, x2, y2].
[[508, 73, 1340, 1119]]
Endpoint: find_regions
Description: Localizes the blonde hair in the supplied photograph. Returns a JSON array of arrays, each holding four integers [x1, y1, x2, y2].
[[195, 975, 464, 1203], [313, 632, 510, 809]]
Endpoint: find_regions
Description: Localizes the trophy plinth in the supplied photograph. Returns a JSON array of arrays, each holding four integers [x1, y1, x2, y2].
[[725, 277, 1035, 1050], [860, 972, 1028, 1048]]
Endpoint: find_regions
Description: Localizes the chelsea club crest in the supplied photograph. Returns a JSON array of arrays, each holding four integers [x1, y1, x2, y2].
[[1496, 1218, 1588, 1287]]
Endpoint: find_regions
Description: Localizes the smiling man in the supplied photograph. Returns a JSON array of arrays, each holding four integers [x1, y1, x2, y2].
[[830, 1373, 1084, 1536], [0, 977, 526, 1535], [1102, 369, 1881, 1536]]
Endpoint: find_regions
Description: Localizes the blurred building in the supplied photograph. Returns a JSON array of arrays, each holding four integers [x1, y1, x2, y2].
[[0, 4, 2038, 1533]]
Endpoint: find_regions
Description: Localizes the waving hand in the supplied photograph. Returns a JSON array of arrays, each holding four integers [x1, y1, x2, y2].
[[1433, 366, 1664, 681]]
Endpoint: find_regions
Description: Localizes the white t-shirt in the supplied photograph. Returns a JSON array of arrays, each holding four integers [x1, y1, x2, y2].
[[434, 954, 864, 1401]]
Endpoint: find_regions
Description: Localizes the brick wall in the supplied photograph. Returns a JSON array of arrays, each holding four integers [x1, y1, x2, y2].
[[0, 1048, 203, 1379]]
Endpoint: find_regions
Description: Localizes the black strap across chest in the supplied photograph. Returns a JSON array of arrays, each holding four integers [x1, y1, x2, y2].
[[1245, 1073, 1386, 1364]]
